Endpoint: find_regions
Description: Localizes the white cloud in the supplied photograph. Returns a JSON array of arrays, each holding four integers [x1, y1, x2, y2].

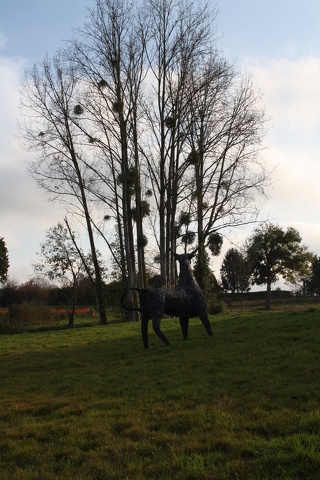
[[0, 55, 26, 165], [247, 56, 320, 140], [240, 55, 320, 255], [211, 54, 320, 279], [0, 55, 65, 281], [2, 49, 320, 282], [265, 146, 320, 220], [283, 221, 320, 254]]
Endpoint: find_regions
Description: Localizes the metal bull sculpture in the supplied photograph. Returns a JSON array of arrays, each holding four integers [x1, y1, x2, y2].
[[121, 250, 213, 348]]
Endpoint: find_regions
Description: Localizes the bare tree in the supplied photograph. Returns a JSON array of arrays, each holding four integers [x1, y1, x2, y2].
[[20, 0, 272, 308], [34, 222, 93, 328], [142, 0, 217, 286], [67, 0, 150, 299], [183, 58, 269, 286], [19, 54, 107, 324]]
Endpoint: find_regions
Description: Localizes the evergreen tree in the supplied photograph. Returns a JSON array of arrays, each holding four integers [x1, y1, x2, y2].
[[303, 256, 320, 296], [220, 248, 251, 294], [0, 237, 9, 285]]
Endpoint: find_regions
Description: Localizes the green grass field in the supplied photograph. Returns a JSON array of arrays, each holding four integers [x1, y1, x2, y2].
[[0, 308, 320, 479]]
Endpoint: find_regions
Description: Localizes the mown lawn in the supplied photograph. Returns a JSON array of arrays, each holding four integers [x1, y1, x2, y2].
[[0, 309, 320, 479]]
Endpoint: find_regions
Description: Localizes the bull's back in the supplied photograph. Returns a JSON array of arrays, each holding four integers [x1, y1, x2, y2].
[[163, 289, 200, 317]]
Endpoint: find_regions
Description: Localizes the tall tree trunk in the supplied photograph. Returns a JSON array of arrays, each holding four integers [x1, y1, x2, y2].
[[159, 81, 167, 287], [68, 136, 107, 325], [68, 279, 76, 328], [169, 151, 179, 286], [266, 279, 271, 310], [81, 188, 107, 324], [121, 147, 137, 320], [133, 110, 146, 289], [118, 95, 137, 319], [166, 158, 172, 286], [195, 146, 206, 292]]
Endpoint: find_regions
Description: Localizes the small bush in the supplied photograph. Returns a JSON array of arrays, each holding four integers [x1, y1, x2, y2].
[[0, 316, 17, 334], [208, 296, 226, 315], [307, 306, 318, 313]]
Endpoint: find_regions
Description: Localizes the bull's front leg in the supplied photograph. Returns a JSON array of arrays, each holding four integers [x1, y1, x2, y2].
[[179, 316, 189, 340], [141, 312, 150, 348]]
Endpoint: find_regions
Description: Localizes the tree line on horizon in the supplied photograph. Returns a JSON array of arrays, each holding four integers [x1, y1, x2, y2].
[[0, 222, 317, 320], [17, 0, 271, 324], [220, 224, 314, 310]]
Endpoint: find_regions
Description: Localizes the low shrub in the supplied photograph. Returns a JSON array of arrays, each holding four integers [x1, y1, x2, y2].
[[0, 316, 17, 334], [208, 295, 226, 315]]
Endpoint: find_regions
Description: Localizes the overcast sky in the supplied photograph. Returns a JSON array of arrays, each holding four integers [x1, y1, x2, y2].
[[1, 0, 320, 285]]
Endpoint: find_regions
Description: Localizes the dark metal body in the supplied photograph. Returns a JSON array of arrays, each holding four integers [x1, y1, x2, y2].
[[121, 251, 213, 348]]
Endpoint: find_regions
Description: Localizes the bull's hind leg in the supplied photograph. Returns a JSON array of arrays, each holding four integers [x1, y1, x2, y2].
[[152, 315, 171, 346], [199, 310, 214, 337], [179, 316, 189, 340], [141, 313, 150, 348]]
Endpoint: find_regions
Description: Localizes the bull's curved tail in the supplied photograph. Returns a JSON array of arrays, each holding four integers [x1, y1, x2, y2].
[[120, 288, 142, 312]]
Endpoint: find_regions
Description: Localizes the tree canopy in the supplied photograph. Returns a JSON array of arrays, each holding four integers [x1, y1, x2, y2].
[[220, 248, 251, 294], [247, 224, 313, 309], [0, 237, 9, 285], [303, 256, 320, 296], [34, 221, 101, 327]]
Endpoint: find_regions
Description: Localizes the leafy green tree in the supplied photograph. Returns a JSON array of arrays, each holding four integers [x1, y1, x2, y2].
[[303, 256, 320, 296], [176, 211, 196, 253], [194, 235, 223, 291], [0, 279, 18, 307], [193, 247, 223, 313], [34, 223, 98, 327], [247, 224, 313, 309], [0, 237, 9, 285], [220, 248, 251, 294]]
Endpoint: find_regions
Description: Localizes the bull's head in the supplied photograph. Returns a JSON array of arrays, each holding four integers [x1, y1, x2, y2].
[[172, 248, 198, 262]]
